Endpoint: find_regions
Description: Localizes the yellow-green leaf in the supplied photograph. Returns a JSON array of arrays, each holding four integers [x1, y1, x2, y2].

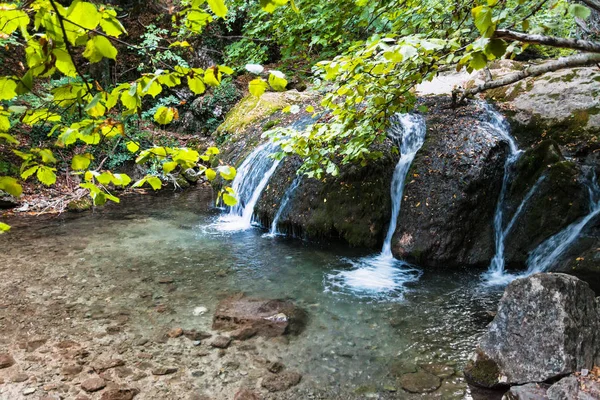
[[0, 176, 22, 197], [207, 0, 228, 18], [163, 161, 178, 174], [126, 141, 140, 153], [187, 76, 206, 95], [268, 71, 287, 91], [222, 193, 237, 206], [249, 78, 268, 97], [205, 168, 217, 180], [36, 166, 57, 186], [71, 153, 94, 170], [0, 222, 10, 233], [0, 78, 17, 101], [154, 106, 178, 125]]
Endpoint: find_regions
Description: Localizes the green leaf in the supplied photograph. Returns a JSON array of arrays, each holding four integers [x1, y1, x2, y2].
[[146, 176, 162, 190], [0, 78, 17, 101], [486, 39, 507, 58], [36, 166, 57, 186], [204, 68, 221, 86], [469, 52, 488, 70], [569, 4, 591, 20], [126, 141, 140, 153], [217, 166, 236, 180], [207, 0, 228, 18], [472, 5, 493, 35], [0, 222, 10, 233], [163, 161, 178, 174], [21, 166, 38, 180], [222, 193, 237, 206], [154, 106, 177, 125], [0, 133, 18, 145], [268, 71, 288, 91], [36, 149, 57, 164], [205, 168, 217, 180], [67, 1, 101, 31], [83, 36, 118, 63], [249, 78, 268, 97], [71, 153, 94, 170], [187, 76, 206, 95], [0, 176, 23, 197]]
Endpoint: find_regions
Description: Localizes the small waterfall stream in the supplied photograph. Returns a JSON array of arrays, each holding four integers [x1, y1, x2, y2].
[[264, 175, 302, 237], [327, 114, 426, 296], [217, 142, 281, 231], [482, 101, 600, 284], [526, 173, 600, 274], [482, 103, 524, 285]]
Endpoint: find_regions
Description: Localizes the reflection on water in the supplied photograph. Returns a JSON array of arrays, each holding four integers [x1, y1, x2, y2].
[[1, 188, 503, 396]]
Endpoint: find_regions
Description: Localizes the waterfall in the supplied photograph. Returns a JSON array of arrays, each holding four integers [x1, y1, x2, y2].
[[264, 175, 302, 237], [526, 174, 600, 274], [326, 114, 426, 296], [381, 114, 428, 256], [482, 103, 524, 284], [217, 142, 281, 231]]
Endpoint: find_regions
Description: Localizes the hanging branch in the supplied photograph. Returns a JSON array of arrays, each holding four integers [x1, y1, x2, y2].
[[494, 29, 600, 53], [458, 52, 600, 102]]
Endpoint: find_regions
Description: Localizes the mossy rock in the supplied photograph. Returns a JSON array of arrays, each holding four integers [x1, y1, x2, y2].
[[399, 370, 442, 393], [464, 351, 503, 389], [67, 197, 92, 212], [217, 91, 314, 136]]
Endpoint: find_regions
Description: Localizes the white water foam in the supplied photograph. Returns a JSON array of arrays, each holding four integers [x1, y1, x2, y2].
[[326, 114, 426, 297]]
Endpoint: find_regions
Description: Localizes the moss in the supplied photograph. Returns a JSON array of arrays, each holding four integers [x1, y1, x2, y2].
[[464, 351, 501, 388], [217, 91, 313, 135], [67, 197, 92, 212], [262, 118, 282, 131], [486, 82, 525, 102]]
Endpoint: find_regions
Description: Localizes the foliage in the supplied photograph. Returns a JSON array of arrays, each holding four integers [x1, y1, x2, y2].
[[0, 0, 292, 232]]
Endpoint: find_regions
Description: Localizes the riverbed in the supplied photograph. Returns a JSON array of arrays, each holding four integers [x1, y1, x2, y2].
[[0, 188, 503, 399]]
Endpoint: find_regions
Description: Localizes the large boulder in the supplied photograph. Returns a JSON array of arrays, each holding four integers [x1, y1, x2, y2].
[[465, 273, 599, 388], [391, 98, 507, 267], [212, 295, 307, 337]]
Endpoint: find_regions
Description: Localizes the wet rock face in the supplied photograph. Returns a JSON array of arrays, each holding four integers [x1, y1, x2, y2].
[[465, 273, 599, 387], [212, 295, 307, 337], [502, 140, 589, 266], [501, 383, 549, 400], [392, 98, 507, 267]]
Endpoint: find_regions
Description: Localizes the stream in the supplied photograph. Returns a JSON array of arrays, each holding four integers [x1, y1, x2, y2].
[[0, 188, 503, 398]]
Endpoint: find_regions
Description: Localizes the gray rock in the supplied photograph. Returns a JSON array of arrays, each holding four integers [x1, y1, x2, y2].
[[0, 353, 15, 369], [465, 273, 598, 387], [502, 383, 549, 400], [399, 370, 442, 393], [81, 376, 106, 392], [210, 336, 232, 349], [213, 295, 307, 337], [234, 388, 261, 400], [547, 376, 579, 400], [152, 366, 178, 375], [261, 371, 302, 392]]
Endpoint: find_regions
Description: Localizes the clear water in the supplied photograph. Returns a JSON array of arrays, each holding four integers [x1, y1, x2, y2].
[[0, 189, 503, 397], [264, 175, 302, 237], [217, 142, 281, 232], [326, 114, 426, 297]]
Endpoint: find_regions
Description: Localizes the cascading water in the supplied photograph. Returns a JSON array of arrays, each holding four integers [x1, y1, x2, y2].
[[264, 175, 302, 237], [481, 101, 600, 284], [526, 173, 600, 274], [481, 103, 524, 285], [326, 114, 426, 296], [217, 142, 281, 231]]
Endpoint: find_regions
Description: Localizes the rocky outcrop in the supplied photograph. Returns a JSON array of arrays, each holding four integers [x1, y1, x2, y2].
[[501, 141, 590, 267], [502, 383, 549, 400], [465, 273, 599, 388], [391, 98, 507, 267], [212, 295, 307, 337]]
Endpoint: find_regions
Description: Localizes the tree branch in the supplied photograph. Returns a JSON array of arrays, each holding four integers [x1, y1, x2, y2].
[[459, 52, 600, 101], [494, 29, 600, 53]]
